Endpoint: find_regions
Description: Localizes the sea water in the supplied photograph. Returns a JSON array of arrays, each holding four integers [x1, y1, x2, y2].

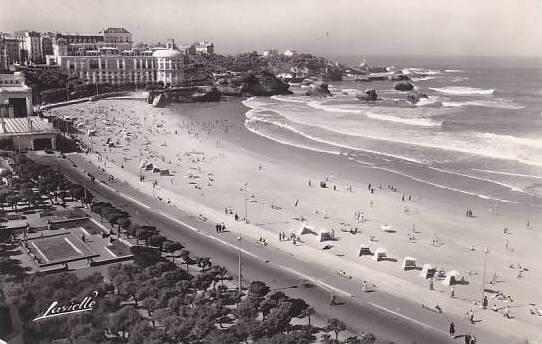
[[242, 56, 542, 205]]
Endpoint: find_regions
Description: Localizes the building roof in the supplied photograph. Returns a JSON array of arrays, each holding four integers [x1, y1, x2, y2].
[[152, 49, 183, 58], [103, 27, 130, 34], [0, 117, 57, 135]]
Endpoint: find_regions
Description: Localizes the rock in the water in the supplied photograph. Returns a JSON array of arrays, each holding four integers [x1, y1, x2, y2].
[[305, 82, 332, 97], [357, 88, 378, 101], [389, 73, 411, 81], [240, 71, 292, 96], [394, 81, 414, 91], [406, 91, 428, 104]]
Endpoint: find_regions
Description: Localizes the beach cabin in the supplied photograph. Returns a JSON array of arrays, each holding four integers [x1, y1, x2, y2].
[[402, 256, 417, 270], [373, 248, 387, 261], [319, 229, 333, 242], [442, 270, 461, 286], [297, 222, 315, 236], [420, 264, 436, 279], [358, 244, 372, 256]]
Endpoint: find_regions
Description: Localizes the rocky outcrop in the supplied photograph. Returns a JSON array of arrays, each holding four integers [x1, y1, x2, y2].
[[394, 81, 414, 91], [406, 91, 428, 104], [305, 82, 332, 97], [240, 71, 292, 96], [389, 73, 411, 81], [357, 89, 378, 102]]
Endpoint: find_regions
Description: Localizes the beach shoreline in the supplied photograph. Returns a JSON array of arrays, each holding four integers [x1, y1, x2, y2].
[[46, 97, 542, 342]]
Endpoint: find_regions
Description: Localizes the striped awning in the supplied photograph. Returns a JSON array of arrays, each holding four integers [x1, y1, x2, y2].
[[0, 117, 57, 134]]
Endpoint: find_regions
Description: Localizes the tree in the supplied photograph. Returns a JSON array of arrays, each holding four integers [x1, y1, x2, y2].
[[147, 234, 167, 249], [248, 281, 270, 298], [142, 297, 159, 317], [326, 318, 346, 341], [108, 307, 141, 338], [163, 241, 183, 262], [301, 306, 314, 326]]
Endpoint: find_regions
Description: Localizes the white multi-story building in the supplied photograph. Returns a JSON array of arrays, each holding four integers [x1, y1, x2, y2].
[[262, 49, 278, 57], [15, 31, 42, 62], [48, 45, 184, 86], [192, 41, 214, 55]]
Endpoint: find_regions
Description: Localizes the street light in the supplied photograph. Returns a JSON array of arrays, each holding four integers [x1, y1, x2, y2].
[[481, 248, 489, 302], [242, 182, 248, 224], [237, 234, 242, 295]]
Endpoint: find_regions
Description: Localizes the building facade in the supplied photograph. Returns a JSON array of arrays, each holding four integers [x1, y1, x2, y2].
[[262, 49, 278, 57], [48, 46, 184, 86], [0, 72, 33, 117], [1, 34, 21, 69], [15, 31, 42, 62], [192, 41, 214, 55]]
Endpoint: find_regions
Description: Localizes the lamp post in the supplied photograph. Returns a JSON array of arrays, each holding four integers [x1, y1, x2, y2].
[[237, 234, 242, 295], [243, 182, 248, 224], [481, 248, 489, 301]]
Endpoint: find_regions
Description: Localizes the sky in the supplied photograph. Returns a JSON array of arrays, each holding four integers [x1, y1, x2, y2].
[[1, 0, 541, 57]]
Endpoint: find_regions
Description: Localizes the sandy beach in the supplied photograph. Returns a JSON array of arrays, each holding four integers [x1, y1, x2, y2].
[[47, 97, 542, 341]]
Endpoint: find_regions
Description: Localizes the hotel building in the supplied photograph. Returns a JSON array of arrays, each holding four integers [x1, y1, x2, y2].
[[47, 34, 185, 86]]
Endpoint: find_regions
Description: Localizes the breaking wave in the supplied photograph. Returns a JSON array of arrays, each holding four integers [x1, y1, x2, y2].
[[366, 112, 442, 127], [430, 86, 495, 95]]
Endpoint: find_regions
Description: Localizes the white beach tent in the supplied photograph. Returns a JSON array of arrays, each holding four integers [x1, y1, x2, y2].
[[297, 222, 315, 236], [381, 224, 395, 233], [401, 256, 417, 270], [442, 270, 461, 286], [420, 264, 436, 279], [373, 248, 387, 261]]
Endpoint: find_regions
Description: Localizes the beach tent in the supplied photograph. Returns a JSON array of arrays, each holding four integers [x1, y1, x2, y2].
[[140, 161, 147, 168], [144, 162, 154, 170], [297, 222, 315, 236], [442, 270, 461, 286], [420, 264, 436, 279], [358, 244, 371, 256], [319, 228, 333, 242], [402, 256, 417, 270], [373, 248, 387, 261], [160, 169, 170, 176], [381, 224, 396, 233], [152, 166, 161, 173]]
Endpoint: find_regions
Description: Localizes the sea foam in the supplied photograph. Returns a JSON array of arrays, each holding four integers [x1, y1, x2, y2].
[[366, 112, 442, 127], [430, 86, 495, 95]]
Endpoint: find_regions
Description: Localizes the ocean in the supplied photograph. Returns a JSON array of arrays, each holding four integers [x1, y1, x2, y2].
[[242, 56, 542, 205]]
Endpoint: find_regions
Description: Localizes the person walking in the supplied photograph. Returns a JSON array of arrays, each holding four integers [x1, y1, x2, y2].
[[482, 295, 488, 309], [362, 280, 368, 293], [449, 322, 455, 337], [464, 334, 471, 344], [469, 310, 475, 325], [330, 293, 337, 306], [503, 306, 511, 318], [450, 287, 455, 298]]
